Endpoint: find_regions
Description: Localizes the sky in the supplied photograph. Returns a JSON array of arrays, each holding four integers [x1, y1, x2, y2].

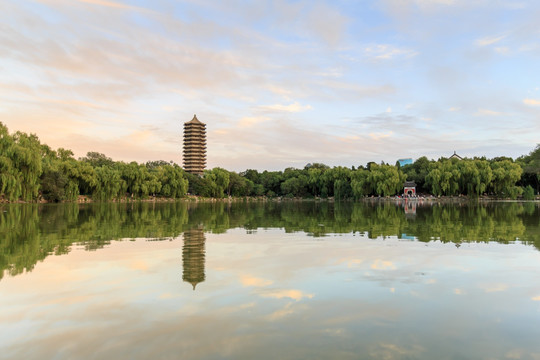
[[1, 0, 540, 171]]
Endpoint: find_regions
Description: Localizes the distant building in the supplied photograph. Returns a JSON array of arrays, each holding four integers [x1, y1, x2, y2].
[[183, 115, 206, 175], [398, 158, 413, 167], [449, 151, 463, 160]]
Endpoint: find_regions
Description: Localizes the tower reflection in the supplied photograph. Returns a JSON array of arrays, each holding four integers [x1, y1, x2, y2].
[[182, 227, 206, 290]]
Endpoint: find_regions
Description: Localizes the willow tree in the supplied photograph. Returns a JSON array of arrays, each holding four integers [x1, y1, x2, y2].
[[0, 123, 21, 200], [205, 167, 230, 198], [155, 164, 188, 198], [457, 159, 492, 196], [367, 163, 405, 196], [490, 160, 523, 199], [426, 159, 460, 196], [351, 168, 369, 198]]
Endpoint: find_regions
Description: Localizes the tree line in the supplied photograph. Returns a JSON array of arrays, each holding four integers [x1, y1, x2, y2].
[[0, 122, 187, 202], [0, 121, 539, 202]]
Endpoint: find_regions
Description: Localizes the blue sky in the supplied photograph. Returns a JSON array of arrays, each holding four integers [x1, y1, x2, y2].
[[1, 0, 539, 171]]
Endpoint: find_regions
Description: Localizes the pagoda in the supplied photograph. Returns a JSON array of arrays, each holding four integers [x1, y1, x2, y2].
[[183, 115, 206, 175]]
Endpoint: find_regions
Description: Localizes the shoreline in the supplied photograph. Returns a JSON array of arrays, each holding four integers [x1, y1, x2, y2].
[[1, 194, 539, 205]]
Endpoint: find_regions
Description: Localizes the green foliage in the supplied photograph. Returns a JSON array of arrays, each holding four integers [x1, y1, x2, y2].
[[0, 123, 21, 201], [523, 185, 535, 200], [79, 152, 114, 168], [281, 173, 308, 197], [457, 159, 492, 197], [93, 165, 124, 200], [40, 169, 68, 202], [351, 169, 369, 198], [228, 171, 253, 196], [367, 163, 405, 196], [204, 168, 230, 198], [155, 164, 188, 198], [12, 132, 42, 201], [517, 144, 540, 193], [186, 173, 212, 197], [490, 160, 523, 199]]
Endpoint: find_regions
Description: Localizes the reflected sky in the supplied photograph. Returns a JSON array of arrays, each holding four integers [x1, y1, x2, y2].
[[2, 222, 540, 359]]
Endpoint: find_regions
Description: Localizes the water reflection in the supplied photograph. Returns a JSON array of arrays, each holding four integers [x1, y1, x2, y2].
[[182, 228, 206, 290], [1, 201, 540, 280], [2, 201, 540, 360]]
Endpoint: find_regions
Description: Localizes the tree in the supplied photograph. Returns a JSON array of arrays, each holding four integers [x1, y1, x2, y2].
[[0, 123, 21, 201], [205, 168, 230, 198], [228, 171, 253, 196], [523, 185, 535, 200], [426, 159, 460, 196], [490, 160, 523, 199], [517, 144, 540, 193], [146, 160, 172, 170], [281, 174, 308, 197], [328, 167, 352, 200], [40, 168, 68, 202], [351, 168, 369, 198], [259, 171, 283, 196], [367, 163, 405, 196], [80, 152, 114, 168], [155, 164, 188, 198], [12, 131, 42, 201], [93, 165, 123, 200], [458, 159, 492, 197]]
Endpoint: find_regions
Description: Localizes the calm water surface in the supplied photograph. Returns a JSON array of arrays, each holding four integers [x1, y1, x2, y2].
[[1, 201, 540, 360]]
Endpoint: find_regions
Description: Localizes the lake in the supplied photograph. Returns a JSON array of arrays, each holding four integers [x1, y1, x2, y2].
[[1, 200, 540, 359]]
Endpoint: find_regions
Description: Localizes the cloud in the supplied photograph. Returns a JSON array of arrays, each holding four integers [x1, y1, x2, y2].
[[494, 47, 510, 54], [240, 275, 273, 287], [305, 2, 349, 47], [272, 0, 349, 47], [2, 0, 540, 171], [258, 102, 313, 113], [523, 98, 540, 106], [364, 44, 418, 60], [378, 0, 459, 15], [346, 259, 364, 268], [130, 260, 149, 271], [266, 85, 294, 99], [73, 0, 148, 11], [369, 132, 394, 141], [265, 302, 295, 321], [370, 342, 426, 359], [481, 283, 508, 293], [371, 260, 396, 270], [475, 35, 506, 47], [259, 289, 314, 301], [237, 116, 270, 128], [474, 109, 503, 116]]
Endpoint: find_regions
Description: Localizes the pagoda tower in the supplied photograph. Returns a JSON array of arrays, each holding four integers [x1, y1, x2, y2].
[[183, 115, 206, 175]]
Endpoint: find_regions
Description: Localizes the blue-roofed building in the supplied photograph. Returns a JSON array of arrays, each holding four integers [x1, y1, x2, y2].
[[397, 158, 413, 167]]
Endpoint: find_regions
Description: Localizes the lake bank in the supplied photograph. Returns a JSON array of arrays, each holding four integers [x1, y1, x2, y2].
[[1, 193, 539, 204]]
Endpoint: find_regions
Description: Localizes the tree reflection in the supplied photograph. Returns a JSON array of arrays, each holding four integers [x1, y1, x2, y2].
[[1, 201, 539, 280]]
